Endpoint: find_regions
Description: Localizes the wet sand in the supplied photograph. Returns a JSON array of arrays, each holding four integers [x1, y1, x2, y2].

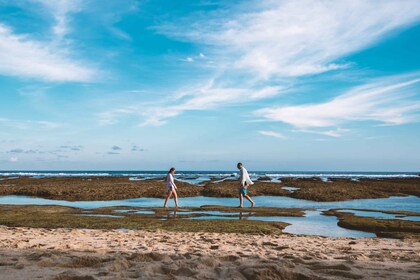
[[0, 227, 419, 279], [0, 176, 419, 201]]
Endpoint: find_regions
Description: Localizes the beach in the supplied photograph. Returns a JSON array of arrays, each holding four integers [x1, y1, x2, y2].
[[0, 174, 419, 279], [1, 227, 419, 280]]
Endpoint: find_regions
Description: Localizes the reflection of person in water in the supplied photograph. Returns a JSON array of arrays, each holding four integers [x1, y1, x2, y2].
[[166, 209, 178, 220], [239, 211, 256, 220]]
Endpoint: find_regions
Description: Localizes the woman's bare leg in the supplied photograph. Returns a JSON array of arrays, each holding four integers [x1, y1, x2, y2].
[[163, 190, 173, 207], [172, 190, 179, 207]]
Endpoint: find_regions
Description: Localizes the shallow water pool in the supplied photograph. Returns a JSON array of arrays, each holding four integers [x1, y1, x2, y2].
[[0, 195, 418, 238]]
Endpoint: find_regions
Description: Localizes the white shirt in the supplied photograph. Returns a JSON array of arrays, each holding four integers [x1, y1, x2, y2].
[[239, 167, 254, 186], [166, 173, 177, 190]]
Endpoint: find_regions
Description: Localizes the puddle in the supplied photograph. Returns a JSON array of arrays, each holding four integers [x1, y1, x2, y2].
[[184, 210, 376, 238], [338, 210, 420, 222], [1, 195, 419, 213], [176, 176, 211, 185], [77, 214, 124, 218], [114, 209, 155, 215], [282, 186, 300, 193], [0, 177, 19, 181], [173, 211, 242, 216], [1, 195, 418, 238]]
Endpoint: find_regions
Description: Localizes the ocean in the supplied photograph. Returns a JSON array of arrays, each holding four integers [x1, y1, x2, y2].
[[0, 170, 418, 180]]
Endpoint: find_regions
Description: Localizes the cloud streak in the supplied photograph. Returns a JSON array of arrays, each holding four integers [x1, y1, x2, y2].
[[258, 130, 286, 139], [34, 0, 83, 37], [0, 23, 97, 82], [129, 0, 420, 126], [156, 0, 420, 79], [0, 118, 61, 130], [140, 84, 282, 126], [255, 75, 420, 128]]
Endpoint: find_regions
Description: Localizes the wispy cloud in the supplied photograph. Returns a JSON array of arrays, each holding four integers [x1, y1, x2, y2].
[[0, 23, 97, 81], [34, 0, 83, 37], [59, 145, 83, 151], [294, 128, 350, 138], [8, 157, 18, 162], [258, 130, 286, 139], [0, 118, 61, 130], [156, 0, 420, 79], [131, 145, 144, 152], [132, 0, 420, 126], [139, 84, 283, 126], [255, 75, 420, 128]]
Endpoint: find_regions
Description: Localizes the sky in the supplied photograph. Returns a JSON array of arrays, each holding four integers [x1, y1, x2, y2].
[[0, 0, 420, 171]]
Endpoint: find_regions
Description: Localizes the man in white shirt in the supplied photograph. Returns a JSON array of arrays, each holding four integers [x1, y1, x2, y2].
[[237, 162, 255, 208]]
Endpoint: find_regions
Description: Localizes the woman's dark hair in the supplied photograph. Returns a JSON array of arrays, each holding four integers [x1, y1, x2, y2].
[[168, 167, 175, 173]]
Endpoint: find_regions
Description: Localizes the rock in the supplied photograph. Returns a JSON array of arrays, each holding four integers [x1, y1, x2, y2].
[[258, 176, 272, 181], [174, 267, 197, 277]]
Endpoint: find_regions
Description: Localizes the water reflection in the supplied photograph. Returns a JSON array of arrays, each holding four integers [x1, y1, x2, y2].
[[0, 195, 418, 212], [338, 209, 420, 222]]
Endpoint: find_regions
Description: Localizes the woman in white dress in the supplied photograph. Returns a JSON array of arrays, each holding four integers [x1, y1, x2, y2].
[[164, 167, 180, 208]]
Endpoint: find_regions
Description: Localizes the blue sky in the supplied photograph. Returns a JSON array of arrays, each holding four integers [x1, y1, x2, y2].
[[1, 0, 420, 171]]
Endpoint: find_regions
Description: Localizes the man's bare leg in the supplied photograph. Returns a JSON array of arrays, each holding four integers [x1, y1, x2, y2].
[[244, 195, 255, 207], [239, 193, 244, 208]]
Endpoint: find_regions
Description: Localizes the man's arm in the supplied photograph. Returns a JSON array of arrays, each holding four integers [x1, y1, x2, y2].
[[240, 169, 246, 186]]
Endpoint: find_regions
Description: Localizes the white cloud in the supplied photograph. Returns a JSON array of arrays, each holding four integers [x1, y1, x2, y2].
[[34, 0, 83, 37], [157, 0, 420, 79], [98, 107, 138, 125], [0, 118, 61, 130], [0, 23, 97, 81], [295, 128, 350, 138], [139, 84, 283, 126], [258, 130, 286, 139], [255, 75, 420, 128], [132, 0, 420, 127], [8, 157, 18, 162]]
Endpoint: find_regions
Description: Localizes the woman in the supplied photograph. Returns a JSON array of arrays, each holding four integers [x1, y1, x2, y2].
[[164, 167, 180, 208]]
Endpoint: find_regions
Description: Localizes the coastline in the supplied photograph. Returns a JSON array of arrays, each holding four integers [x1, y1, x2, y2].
[[0, 175, 419, 279]]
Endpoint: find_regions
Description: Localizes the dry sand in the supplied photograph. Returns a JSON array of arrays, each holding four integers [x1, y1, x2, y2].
[[0, 227, 419, 279]]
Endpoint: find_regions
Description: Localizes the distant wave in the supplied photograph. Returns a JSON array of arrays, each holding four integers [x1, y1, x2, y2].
[[0, 171, 418, 179]]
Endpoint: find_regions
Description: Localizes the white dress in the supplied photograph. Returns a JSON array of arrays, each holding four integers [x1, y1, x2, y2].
[[166, 173, 177, 190]]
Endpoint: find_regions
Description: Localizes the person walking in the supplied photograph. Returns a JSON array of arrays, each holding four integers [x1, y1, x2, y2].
[[164, 167, 180, 208], [237, 162, 255, 208]]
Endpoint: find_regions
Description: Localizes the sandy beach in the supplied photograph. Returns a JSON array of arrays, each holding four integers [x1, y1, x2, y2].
[[0, 226, 419, 279], [0, 174, 419, 279]]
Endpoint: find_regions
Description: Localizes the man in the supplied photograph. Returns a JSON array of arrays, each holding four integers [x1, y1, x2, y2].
[[237, 162, 255, 208]]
